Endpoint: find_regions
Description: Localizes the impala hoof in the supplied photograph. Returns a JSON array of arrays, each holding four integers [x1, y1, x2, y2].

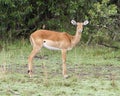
[[28, 70, 32, 78], [64, 75, 69, 79]]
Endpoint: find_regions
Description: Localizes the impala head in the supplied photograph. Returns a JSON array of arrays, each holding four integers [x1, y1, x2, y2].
[[71, 20, 89, 32]]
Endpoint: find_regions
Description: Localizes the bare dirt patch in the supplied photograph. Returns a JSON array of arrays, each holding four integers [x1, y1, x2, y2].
[[0, 63, 120, 80]]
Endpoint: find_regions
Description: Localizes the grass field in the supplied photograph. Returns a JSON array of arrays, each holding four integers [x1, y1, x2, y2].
[[0, 40, 120, 96]]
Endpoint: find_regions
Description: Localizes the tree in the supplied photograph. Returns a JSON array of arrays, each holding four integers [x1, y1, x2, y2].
[[0, 0, 119, 47], [86, 0, 118, 45]]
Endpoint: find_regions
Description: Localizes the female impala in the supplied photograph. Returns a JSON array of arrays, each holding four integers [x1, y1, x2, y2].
[[28, 20, 89, 78]]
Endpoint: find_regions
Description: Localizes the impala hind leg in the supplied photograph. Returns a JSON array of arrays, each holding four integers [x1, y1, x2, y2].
[[28, 46, 41, 77], [28, 37, 43, 77]]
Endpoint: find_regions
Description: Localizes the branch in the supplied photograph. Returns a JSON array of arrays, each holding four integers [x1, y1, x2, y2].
[[99, 43, 120, 49]]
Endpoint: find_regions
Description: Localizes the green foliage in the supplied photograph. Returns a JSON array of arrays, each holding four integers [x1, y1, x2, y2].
[[86, 0, 119, 45], [0, 0, 119, 46]]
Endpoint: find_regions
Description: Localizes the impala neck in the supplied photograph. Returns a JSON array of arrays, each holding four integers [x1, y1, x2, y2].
[[72, 28, 83, 47]]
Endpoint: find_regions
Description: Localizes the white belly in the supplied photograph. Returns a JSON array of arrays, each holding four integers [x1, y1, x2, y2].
[[43, 39, 73, 51], [43, 43, 61, 50]]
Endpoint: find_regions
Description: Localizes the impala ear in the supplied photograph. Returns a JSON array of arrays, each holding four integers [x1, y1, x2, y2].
[[71, 20, 77, 25], [83, 20, 89, 25]]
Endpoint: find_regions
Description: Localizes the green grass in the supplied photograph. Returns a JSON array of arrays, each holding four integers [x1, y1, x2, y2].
[[0, 40, 120, 96]]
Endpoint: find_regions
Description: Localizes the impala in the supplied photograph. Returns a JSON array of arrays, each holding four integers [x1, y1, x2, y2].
[[28, 20, 89, 78]]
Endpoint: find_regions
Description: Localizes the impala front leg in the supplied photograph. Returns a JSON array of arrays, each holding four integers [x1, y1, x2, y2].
[[61, 49, 68, 78]]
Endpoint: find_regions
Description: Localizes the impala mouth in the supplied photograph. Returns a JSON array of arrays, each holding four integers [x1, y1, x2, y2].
[[78, 29, 83, 32]]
